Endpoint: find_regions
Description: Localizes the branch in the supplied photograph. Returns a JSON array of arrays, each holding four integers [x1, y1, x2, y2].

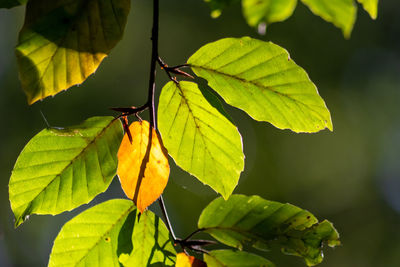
[[175, 228, 217, 254], [148, 0, 177, 242], [147, 0, 159, 130], [158, 195, 177, 241]]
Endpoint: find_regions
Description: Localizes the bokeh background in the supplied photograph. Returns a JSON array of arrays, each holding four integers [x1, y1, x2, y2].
[[1, 0, 400, 266]]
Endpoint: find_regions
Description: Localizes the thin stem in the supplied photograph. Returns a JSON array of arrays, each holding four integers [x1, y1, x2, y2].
[[157, 56, 194, 82], [157, 57, 176, 83], [159, 195, 177, 240], [182, 228, 204, 242], [147, 0, 177, 241]]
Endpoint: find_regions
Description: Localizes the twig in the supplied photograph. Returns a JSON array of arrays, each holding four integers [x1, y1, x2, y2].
[[182, 228, 204, 242], [157, 56, 194, 82]]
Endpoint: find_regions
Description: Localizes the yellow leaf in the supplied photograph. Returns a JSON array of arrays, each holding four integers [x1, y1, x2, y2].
[[117, 120, 169, 212], [176, 253, 206, 267]]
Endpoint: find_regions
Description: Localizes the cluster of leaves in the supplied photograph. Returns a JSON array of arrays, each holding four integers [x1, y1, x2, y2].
[[205, 0, 378, 37], [2, 0, 378, 266]]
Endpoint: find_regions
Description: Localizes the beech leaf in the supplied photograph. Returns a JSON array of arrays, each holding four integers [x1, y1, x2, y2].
[[242, 0, 297, 28], [188, 37, 332, 133], [9, 116, 123, 227], [357, 0, 378, 19], [158, 81, 244, 199], [204, 250, 275, 267], [16, 0, 131, 104], [198, 195, 340, 266], [117, 120, 170, 212], [300, 0, 357, 38], [48, 199, 136, 267]]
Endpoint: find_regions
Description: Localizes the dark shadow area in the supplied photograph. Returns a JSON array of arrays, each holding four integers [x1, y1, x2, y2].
[[117, 209, 137, 259], [21, 0, 129, 52], [16, 0, 131, 102]]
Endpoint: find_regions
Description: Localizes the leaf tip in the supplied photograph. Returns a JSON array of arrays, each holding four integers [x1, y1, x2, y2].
[[137, 204, 146, 214], [14, 214, 26, 228], [220, 187, 236, 201], [343, 31, 352, 40], [25, 92, 40, 105]]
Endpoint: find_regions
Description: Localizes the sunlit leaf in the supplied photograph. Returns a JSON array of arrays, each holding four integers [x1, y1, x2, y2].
[[357, 0, 378, 19], [0, 0, 27, 9], [16, 0, 131, 104], [198, 195, 340, 266], [119, 210, 176, 267], [117, 120, 170, 212], [48, 199, 136, 267], [300, 0, 357, 38], [242, 0, 297, 28], [204, 250, 275, 267], [9, 116, 123, 227], [158, 81, 244, 199], [176, 253, 207, 267], [188, 37, 332, 133], [204, 0, 239, 18]]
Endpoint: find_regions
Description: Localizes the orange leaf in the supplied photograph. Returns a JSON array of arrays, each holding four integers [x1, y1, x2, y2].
[[117, 120, 169, 212], [176, 253, 207, 267]]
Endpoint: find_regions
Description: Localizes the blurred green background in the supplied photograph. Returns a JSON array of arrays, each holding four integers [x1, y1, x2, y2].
[[1, 0, 400, 266]]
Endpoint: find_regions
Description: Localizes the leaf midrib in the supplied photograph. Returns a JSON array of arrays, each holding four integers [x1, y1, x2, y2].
[[189, 63, 324, 111], [176, 83, 231, 195]]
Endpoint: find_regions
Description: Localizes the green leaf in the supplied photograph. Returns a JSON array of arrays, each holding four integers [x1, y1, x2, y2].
[[204, 0, 240, 18], [119, 210, 176, 267], [9, 116, 124, 227], [281, 220, 341, 266], [16, 0, 131, 104], [357, 0, 378, 19], [242, 0, 297, 27], [158, 81, 244, 199], [48, 199, 136, 267], [198, 195, 340, 266], [0, 0, 27, 9], [204, 250, 275, 267], [188, 37, 332, 133], [300, 0, 357, 38]]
